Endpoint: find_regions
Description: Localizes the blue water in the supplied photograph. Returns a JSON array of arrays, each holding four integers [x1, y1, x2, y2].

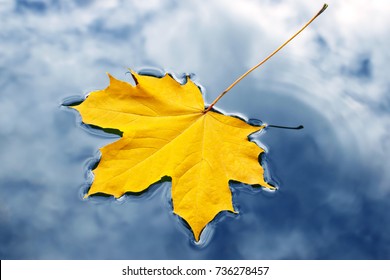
[[1, 0, 389, 259]]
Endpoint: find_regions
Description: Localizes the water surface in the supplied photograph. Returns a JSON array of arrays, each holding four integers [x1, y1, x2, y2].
[[1, 0, 389, 259]]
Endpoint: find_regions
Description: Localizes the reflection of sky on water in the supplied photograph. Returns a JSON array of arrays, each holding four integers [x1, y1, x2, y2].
[[1, 0, 389, 259]]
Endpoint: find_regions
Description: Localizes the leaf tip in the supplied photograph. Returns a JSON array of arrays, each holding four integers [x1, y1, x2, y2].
[[127, 68, 139, 85], [106, 72, 116, 84]]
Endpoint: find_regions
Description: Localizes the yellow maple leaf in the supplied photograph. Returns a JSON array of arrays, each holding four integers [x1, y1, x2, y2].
[[73, 71, 273, 241], [71, 4, 327, 241]]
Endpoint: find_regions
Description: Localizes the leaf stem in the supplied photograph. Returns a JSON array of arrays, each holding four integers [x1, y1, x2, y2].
[[204, 3, 328, 113], [266, 124, 304, 130]]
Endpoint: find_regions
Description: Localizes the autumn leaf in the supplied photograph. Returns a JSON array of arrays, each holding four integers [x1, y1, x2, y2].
[[73, 71, 274, 241], [71, 4, 327, 241]]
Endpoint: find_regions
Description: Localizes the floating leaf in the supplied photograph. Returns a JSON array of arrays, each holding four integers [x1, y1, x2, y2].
[[71, 4, 328, 241], [73, 71, 273, 241]]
